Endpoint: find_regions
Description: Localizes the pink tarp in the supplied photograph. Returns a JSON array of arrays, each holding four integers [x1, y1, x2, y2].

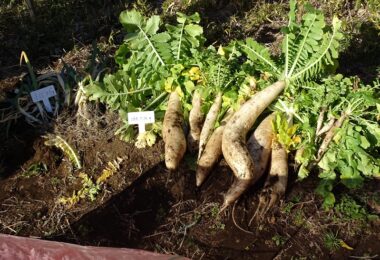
[[0, 234, 187, 260]]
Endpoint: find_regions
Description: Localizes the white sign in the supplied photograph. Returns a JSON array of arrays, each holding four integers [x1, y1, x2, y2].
[[128, 111, 155, 133], [30, 85, 57, 113]]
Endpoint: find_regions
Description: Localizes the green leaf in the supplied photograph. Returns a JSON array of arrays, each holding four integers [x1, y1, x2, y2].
[[360, 135, 370, 149], [184, 24, 203, 37], [119, 10, 143, 32], [145, 15, 160, 35], [241, 38, 279, 76]]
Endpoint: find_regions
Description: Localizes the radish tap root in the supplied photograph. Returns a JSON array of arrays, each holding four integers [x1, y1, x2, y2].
[[163, 91, 187, 170], [251, 138, 288, 223], [221, 81, 286, 210], [187, 91, 204, 154], [196, 109, 234, 187], [198, 92, 222, 160]]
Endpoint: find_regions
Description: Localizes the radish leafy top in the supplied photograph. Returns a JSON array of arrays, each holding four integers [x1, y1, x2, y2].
[[294, 76, 380, 208], [241, 0, 343, 84]]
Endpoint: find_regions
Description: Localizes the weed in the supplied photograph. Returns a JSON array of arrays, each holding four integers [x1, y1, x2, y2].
[[323, 231, 340, 252], [50, 177, 60, 186], [210, 204, 219, 218], [282, 195, 301, 213], [21, 162, 47, 178], [210, 203, 225, 230], [58, 159, 122, 208], [293, 209, 305, 227], [96, 158, 123, 184], [335, 195, 377, 222], [58, 172, 100, 207], [282, 202, 295, 214], [272, 234, 286, 247]]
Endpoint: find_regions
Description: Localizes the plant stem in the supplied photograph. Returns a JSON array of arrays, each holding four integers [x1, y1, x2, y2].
[[144, 92, 168, 111]]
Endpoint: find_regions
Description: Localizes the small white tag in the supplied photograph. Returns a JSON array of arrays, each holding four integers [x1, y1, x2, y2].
[[30, 85, 57, 113], [128, 111, 155, 133]]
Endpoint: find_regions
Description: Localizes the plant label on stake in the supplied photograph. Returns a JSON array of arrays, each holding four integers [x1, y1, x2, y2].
[[30, 85, 57, 113], [128, 111, 155, 133]]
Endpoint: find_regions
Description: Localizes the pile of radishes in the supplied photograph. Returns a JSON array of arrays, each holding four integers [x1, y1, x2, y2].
[[162, 0, 345, 217]]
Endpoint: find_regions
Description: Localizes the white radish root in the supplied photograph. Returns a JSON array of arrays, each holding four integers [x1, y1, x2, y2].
[[222, 113, 275, 211], [251, 138, 288, 223], [247, 113, 275, 184], [187, 91, 204, 154], [221, 81, 286, 210], [198, 92, 222, 160], [316, 117, 335, 136], [315, 111, 347, 162], [196, 110, 234, 187], [315, 108, 326, 135], [163, 91, 187, 170]]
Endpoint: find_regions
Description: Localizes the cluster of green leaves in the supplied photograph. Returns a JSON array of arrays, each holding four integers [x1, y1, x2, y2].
[[85, 11, 205, 144], [294, 75, 380, 208], [334, 195, 378, 222], [237, 0, 379, 208], [21, 162, 48, 178], [240, 0, 343, 85], [83, 1, 378, 209], [85, 10, 248, 145], [59, 172, 100, 207]]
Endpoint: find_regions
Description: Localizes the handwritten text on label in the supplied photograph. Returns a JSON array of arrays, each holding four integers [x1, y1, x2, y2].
[[128, 111, 155, 133]]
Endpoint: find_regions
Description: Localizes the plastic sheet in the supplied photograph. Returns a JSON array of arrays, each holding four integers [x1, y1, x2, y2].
[[0, 234, 187, 260]]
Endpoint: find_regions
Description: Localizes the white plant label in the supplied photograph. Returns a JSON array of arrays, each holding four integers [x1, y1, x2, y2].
[[128, 111, 155, 133], [30, 85, 57, 113]]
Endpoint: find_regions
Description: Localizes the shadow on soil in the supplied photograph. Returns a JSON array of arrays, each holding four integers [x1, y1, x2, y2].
[[0, 121, 41, 180], [338, 22, 380, 83], [52, 162, 174, 248]]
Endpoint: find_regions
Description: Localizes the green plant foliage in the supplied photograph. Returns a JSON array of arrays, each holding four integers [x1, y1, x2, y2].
[[323, 232, 340, 252], [59, 172, 100, 207], [240, 0, 343, 84], [294, 75, 380, 207], [21, 162, 48, 178], [85, 10, 207, 144], [272, 234, 287, 246], [334, 195, 378, 222], [85, 10, 246, 145]]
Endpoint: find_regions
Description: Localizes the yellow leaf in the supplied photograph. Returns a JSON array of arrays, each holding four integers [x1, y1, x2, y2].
[[293, 135, 302, 144], [339, 240, 353, 250], [218, 45, 225, 56], [261, 72, 272, 81], [189, 66, 201, 81], [165, 77, 174, 93], [20, 51, 29, 65], [249, 76, 256, 89], [175, 86, 184, 99], [287, 125, 298, 135]]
